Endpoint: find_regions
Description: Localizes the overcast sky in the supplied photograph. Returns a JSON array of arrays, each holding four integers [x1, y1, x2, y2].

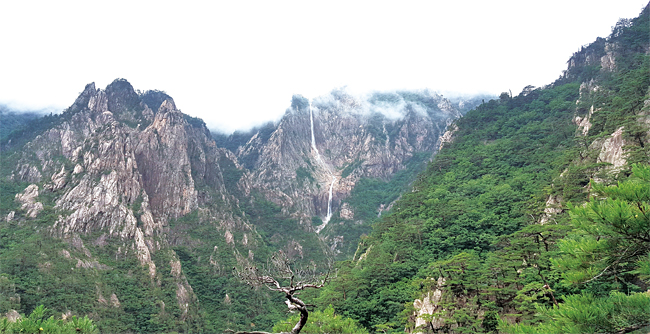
[[1, 1, 647, 133]]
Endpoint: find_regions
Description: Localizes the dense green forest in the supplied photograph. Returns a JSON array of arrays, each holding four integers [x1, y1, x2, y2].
[[309, 5, 650, 333]]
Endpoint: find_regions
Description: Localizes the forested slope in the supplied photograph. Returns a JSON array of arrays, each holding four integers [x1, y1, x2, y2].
[[314, 4, 650, 333]]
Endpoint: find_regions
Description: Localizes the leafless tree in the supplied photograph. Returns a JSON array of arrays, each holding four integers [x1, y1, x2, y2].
[[233, 251, 333, 334]]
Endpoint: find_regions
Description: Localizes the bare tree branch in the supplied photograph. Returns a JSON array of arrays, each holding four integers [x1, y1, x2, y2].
[[233, 250, 335, 334]]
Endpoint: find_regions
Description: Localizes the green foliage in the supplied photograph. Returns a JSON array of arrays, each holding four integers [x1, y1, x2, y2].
[[504, 291, 650, 334], [0, 305, 97, 334], [340, 159, 364, 179], [0, 186, 202, 334], [0, 113, 62, 153], [296, 166, 315, 187], [218, 155, 245, 195], [346, 151, 428, 223], [554, 163, 650, 288], [167, 204, 317, 332], [291, 95, 309, 111], [212, 122, 276, 169], [183, 114, 206, 129], [272, 305, 369, 334], [105, 79, 143, 115], [0, 7, 647, 334], [131, 193, 143, 213], [500, 163, 650, 333], [320, 8, 650, 331], [325, 152, 430, 258]]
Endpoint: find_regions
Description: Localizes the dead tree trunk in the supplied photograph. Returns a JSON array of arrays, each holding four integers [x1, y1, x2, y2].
[[287, 294, 308, 334]]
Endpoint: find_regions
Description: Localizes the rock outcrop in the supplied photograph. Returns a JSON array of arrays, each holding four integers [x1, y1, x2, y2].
[[15, 184, 43, 218]]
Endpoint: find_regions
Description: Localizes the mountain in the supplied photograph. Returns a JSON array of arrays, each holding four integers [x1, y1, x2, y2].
[[314, 4, 650, 333], [229, 89, 479, 257], [0, 76, 476, 331], [1, 79, 261, 331], [4, 4, 645, 332]]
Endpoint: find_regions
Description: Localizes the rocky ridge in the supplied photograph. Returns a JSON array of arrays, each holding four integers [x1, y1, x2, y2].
[[3, 79, 250, 323]]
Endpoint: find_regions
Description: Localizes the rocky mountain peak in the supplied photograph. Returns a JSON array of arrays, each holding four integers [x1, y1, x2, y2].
[[158, 98, 177, 113], [68, 82, 98, 113]]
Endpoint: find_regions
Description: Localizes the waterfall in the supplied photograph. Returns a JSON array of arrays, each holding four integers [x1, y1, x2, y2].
[[309, 103, 336, 232], [326, 177, 335, 219], [310, 104, 320, 157]]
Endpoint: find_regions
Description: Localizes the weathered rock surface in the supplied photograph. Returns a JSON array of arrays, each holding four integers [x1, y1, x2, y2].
[[411, 277, 446, 333], [236, 90, 464, 231], [7, 79, 244, 317], [15, 184, 43, 218]]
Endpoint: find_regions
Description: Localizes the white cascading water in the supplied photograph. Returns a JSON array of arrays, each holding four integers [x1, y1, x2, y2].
[[309, 103, 336, 232]]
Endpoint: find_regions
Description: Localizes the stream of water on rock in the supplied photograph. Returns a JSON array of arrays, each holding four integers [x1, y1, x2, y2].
[[309, 104, 336, 233]]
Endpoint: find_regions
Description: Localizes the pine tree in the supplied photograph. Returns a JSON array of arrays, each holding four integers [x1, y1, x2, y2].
[[504, 164, 650, 333]]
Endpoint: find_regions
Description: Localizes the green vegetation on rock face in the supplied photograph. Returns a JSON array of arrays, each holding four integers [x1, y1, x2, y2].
[[168, 211, 286, 332], [315, 77, 581, 332], [505, 164, 650, 334], [0, 189, 202, 333], [314, 5, 650, 333], [0, 112, 61, 153], [323, 152, 432, 258], [139, 90, 173, 113]]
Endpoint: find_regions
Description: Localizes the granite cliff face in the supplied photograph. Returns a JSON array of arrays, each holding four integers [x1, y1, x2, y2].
[[2, 79, 250, 324], [231, 89, 470, 253]]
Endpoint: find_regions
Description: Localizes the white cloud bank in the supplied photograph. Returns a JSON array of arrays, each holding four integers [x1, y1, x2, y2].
[[0, 0, 647, 133]]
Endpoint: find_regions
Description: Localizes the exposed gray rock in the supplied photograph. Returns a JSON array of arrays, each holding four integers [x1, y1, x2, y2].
[[110, 293, 121, 308], [238, 90, 461, 227], [5, 310, 21, 323], [15, 184, 43, 218], [439, 124, 458, 150], [601, 42, 617, 71], [339, 202, 354, 220], [540, 195, 563, 225], [50, 165, 68, 190], [16, 164, 42, 183], [412, 277, 446, 333]]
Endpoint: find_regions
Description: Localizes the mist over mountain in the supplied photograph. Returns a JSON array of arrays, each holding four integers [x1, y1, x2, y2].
[[0, 105, 54, 142], [0, 4, 648, 333]]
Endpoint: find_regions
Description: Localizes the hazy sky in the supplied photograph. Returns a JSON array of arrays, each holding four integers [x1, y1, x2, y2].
[[1, 1, 647, 133]]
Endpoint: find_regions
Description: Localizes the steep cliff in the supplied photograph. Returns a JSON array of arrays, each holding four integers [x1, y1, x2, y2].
[[0, 79, 258, 332], [230, 89, 470, 255]]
